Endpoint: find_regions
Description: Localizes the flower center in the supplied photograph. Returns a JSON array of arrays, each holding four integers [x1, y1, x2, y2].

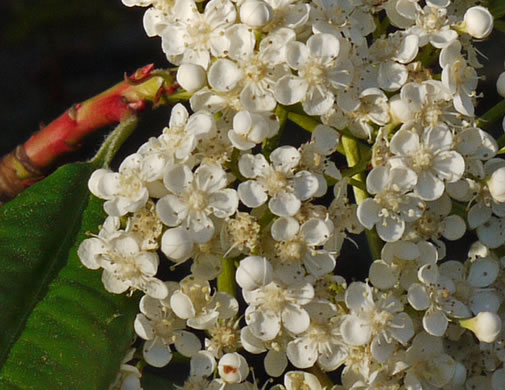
[[187, 190, 208, 212], [410, 146, 433, 171]]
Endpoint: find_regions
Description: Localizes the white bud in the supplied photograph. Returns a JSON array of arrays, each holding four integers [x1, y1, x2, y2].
[[240, 0, 273, 28], [464, 6, 494, 39], [218, 353, 249, 383], [176, 63, 207, 92], [161, 227, 193, 262], [459, 312, 502, 343], [497, 71, 505, 98], [235, 256, 272, 290], [487, 166, 505, 203]]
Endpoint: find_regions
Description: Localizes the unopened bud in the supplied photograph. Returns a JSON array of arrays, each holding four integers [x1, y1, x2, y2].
[[497, 71, 505, 98], [240, 0, 273, 28], [176, 63, 207, 92], [235, 256, 272, 290], [487, 166, 505, 203], [459, 312, 502, 343], [161, 227, 193, 262], [464, 6, 494, 39], [218, 353, 249, 383]]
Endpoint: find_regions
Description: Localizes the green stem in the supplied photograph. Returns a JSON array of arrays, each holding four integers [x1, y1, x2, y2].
[[165, 90, 193, 103], [478, 98, 505, 132], [217, 257, 237, 297], [287, 111, 320, 132], [90, 115, 139, 168], [341, 134, 383, 260], [263, 105, 288, 158]]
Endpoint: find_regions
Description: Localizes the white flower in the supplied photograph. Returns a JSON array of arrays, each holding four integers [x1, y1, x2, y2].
[[237, 146, 319, 217], [407, 5, 458, 48], [274, 33, 352, 116], [403, 332, 457, 388], [138, 104, 215, 179], [340, 282, 414, 362], [389, 126, 465, 200], [346, 88, 391, 140], [78, 230, 168, 299], [156, 164, 238, 243], [286, 300, 347, 371], [270, 216, 336, 281], [439, 40, 479, 116], [88, 154, 149, 217], [228, 111, 279, 151], [170, 275, 238, 330], [463, 6, 494, 39], [408, 263, 471, 336], [369, 240, 438, 290], [357, 166, 424, 242], [134, 291, 201, 367], [160, 0, 236, 69], [243, 277, 314, 341]]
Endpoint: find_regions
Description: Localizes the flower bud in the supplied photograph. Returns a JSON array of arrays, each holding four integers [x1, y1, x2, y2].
[[464, 6, 494, 39], [459, 312, 502, 343], [161, 227, 194, 262], [176, 63, 207, 92], [218, 353, 249, 383], [389, 94, 413, 123], [487, 166, 505, 203], [240, 0, 273, 28], [235, 256, 272, 290], [497, 71, 505, 98]]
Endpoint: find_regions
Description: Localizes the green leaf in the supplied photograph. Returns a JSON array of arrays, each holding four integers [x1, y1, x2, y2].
[[0, 163, 139, 389], [489, 0, 505, 19]]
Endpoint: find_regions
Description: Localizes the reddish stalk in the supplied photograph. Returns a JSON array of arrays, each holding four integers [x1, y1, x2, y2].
[[0, 65, 178, 203]]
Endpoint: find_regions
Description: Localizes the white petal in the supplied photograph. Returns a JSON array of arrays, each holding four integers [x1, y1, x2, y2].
[[264, 349, 288, 377], [286, 338, 318, 368], [240, 326, 267, 354], [271, 217, 299, 241], [143, 338, 172, 368], [190, 350, 217, 377], [269, 192, 301, 217], [208, 59, 242, 92], [274, 75, 308, 105], [408, 283, 430, 310], [292, 171, 319, 200], [210, 189, 239, 218], [282, 304, 310, 334], [134, 314, 154, 341], [161, 227, 194, 262], [247, 309, 281, 340], [468, 257, 499, 288], [174, 330, 201, 357], [236, 256, 273, 291], [170, 291, 196, 320], [371, 333, 395, 362], [423, 308, 448, 336], [156, 195, 187, 226], [441, 215, 466, 241], [341, 315, 372, 346], [390, 312, 415, 344], [369, 260, 397, 289], [238, 181, 268, 208], [357, 198, 380, 229]]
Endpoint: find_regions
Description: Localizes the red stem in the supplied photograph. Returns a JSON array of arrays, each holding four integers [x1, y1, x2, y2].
[[0, 64, 177, 203]]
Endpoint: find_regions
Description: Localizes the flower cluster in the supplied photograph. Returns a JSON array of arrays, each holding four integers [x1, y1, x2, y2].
[[78, 0, 505, 388]]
